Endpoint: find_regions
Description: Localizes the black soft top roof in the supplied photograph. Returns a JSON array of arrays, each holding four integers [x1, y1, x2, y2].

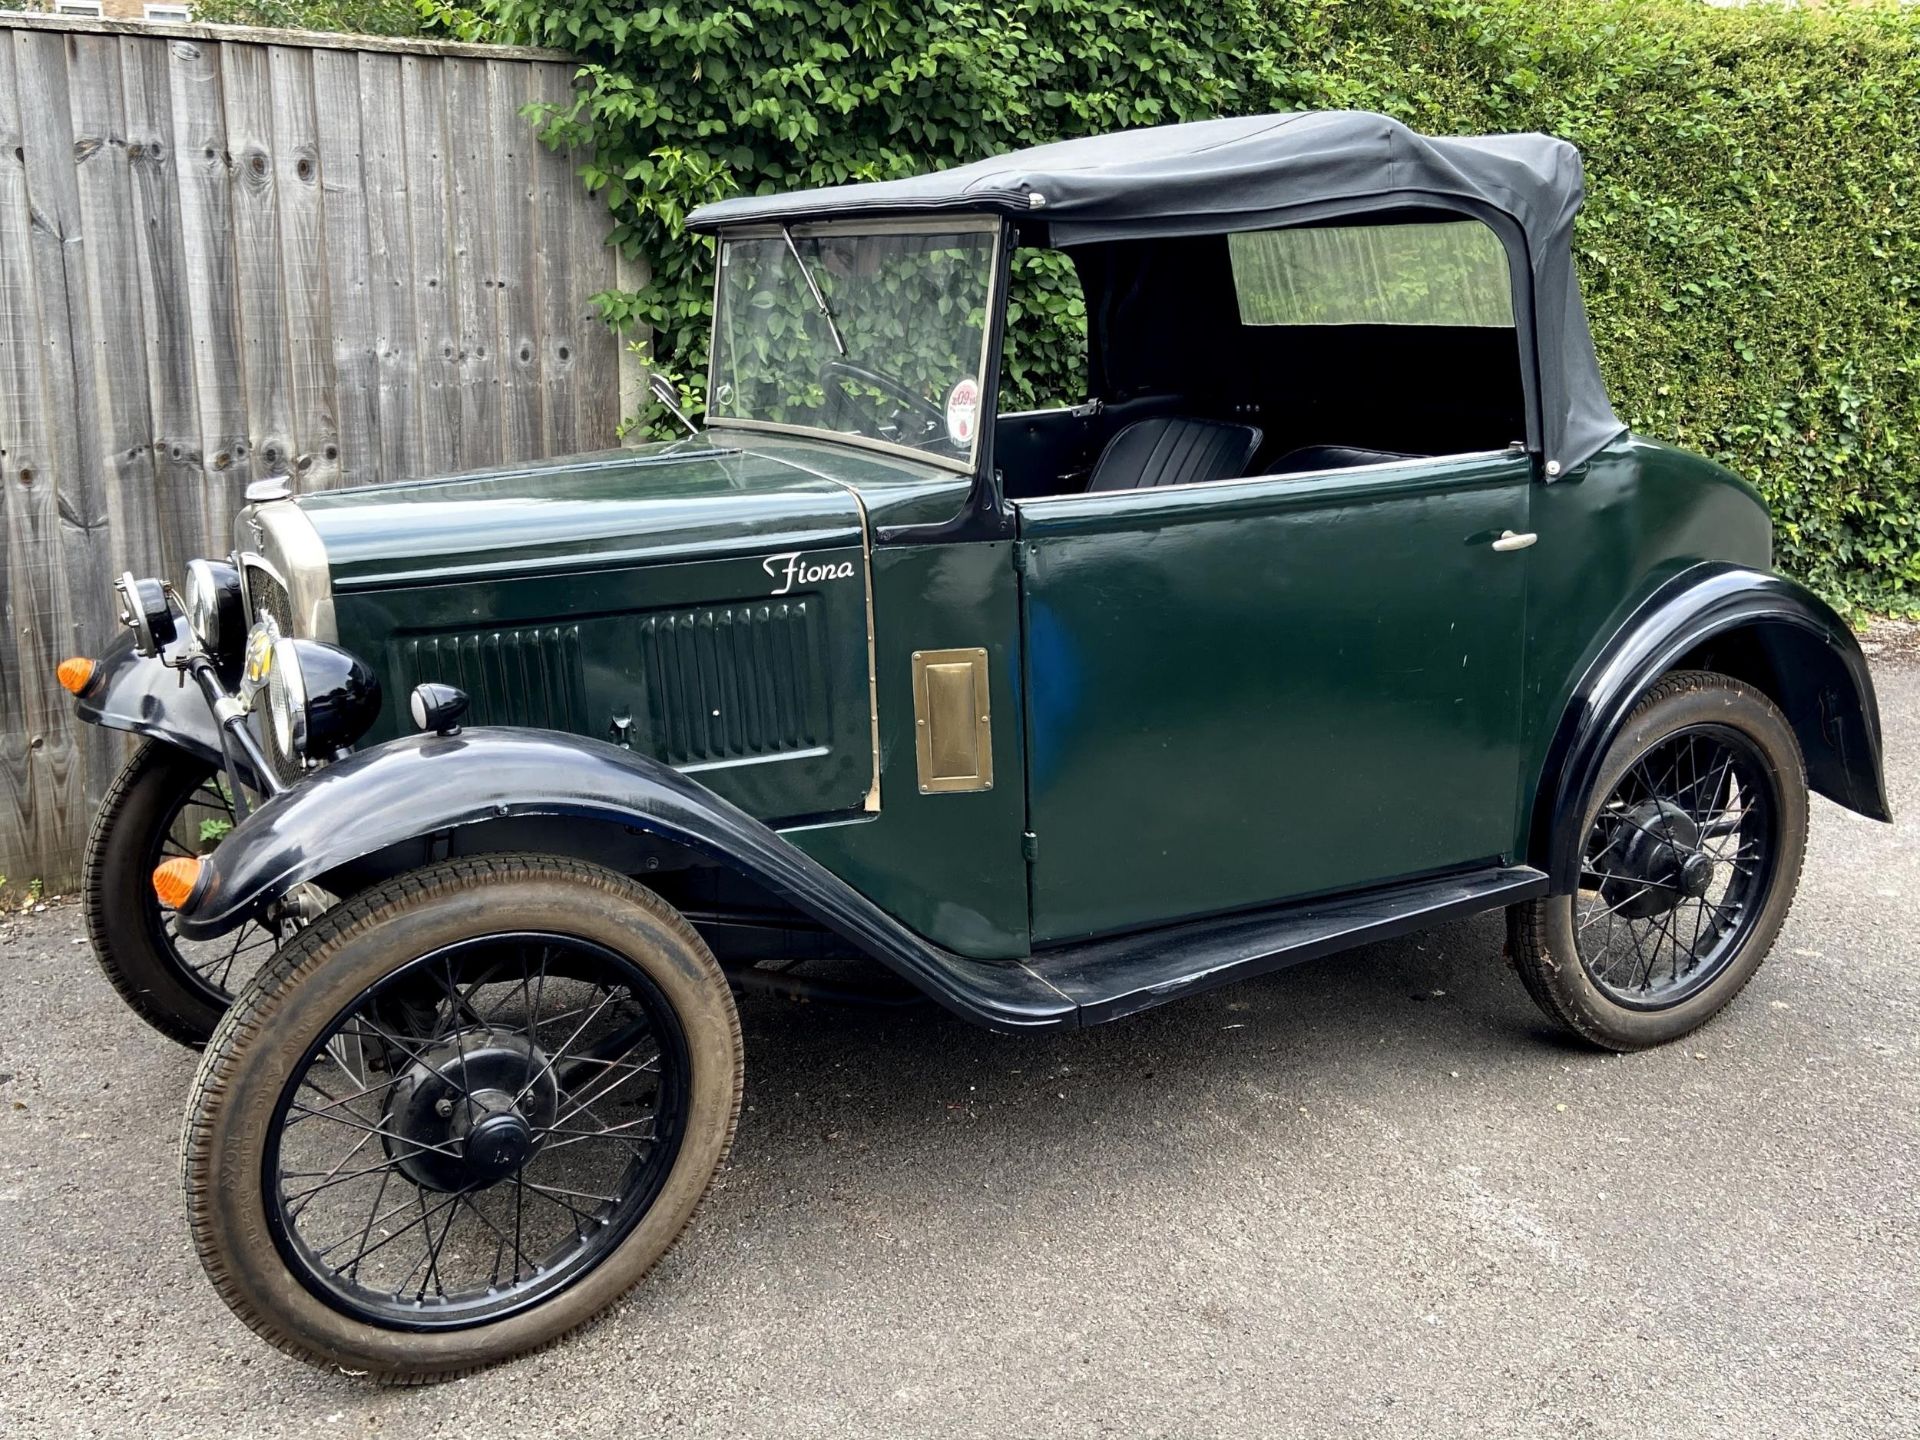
[[688, 112, 1624, 472]]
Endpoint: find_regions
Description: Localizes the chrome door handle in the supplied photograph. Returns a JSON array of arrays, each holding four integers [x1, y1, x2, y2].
[[1491, 530, 1537, 552]]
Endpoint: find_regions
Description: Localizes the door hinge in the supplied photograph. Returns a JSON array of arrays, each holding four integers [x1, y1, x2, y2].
[[1021, 831, 1039, 863], [1012, 540, 1033, 575]]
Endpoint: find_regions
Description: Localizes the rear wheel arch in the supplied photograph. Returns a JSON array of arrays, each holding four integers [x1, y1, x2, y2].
[[1529, 566, 1886, 891], [1670, 618, 1887, 822]]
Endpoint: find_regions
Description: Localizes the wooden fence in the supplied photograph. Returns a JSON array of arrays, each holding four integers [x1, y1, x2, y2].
[[0, 13, 640, 891]]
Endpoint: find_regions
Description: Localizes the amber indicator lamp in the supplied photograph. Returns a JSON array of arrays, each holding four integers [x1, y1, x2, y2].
[[152, 856, 203, 911], [56, 656, 97, 695]]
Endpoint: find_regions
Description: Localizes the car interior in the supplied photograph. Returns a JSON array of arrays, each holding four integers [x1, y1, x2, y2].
[[996, 210, 1531, 500]]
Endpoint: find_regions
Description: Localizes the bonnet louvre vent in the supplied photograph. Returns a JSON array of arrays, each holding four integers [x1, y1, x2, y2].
[[395, 626, 586, 731], [639, 600, 823, 764]]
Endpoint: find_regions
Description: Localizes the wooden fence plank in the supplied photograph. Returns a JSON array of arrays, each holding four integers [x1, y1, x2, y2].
[[220, 40, 296, 483], [528, 64, 578, 456], [357, 50, 421, 483], [121, 31, 206, 578], [267, 44, 339, 491], [68, 33, 162, 584], [12, 29, 101, 864], [490, 60, 541, 462], [0, 37, 47, 879], [310, 46, 376, 486], [65, 32, 152, 802], [445, 56, 500, 471], [19, 29, 113, 634], [610, 245, 648, 445], [575, 158, 622, 448], [167, 35, 250, 540], [0, 35, 85, 882], [401, 53, 458, 474]]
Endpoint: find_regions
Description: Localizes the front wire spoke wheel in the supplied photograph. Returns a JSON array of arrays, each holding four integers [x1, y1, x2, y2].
[[184, 856, 742, 1382], [84, 740, 283, 1046], [268, 933, 688, 1326], [156, 771, 282, 1000], [1508, 671, 1808, 1052]]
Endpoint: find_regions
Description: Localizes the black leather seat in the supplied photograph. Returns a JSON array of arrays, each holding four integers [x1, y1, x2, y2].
[[1085, 417, 1263, 493], [1265, 444, 1422, 476]]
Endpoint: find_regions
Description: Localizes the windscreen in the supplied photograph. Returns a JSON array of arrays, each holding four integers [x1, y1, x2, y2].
[[709, 226, 997, 466]]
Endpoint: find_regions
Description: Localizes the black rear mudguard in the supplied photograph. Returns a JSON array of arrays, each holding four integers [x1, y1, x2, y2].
[[1536, 564, 1889, 892]]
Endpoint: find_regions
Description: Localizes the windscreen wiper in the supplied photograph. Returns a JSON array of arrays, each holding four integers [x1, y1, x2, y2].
[[782, 225, 847, 357]]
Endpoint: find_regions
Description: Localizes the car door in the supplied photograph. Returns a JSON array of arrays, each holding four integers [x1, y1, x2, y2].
[[1016, 450, 1534, 944]]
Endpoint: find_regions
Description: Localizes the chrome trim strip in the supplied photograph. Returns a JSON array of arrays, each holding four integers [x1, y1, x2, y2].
[[1012, 447, 1520, 508], [243, 499, 336, 642], [751, 446, 885, 814], [704, 419, 977, 475], [838, 482, 885, 813]]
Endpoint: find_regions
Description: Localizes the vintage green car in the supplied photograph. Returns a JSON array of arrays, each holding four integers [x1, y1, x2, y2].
[[64, 112, 1887, 1379]]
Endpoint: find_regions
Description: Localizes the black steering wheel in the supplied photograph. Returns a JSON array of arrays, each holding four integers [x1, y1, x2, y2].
[[817, 359, 948, 447]]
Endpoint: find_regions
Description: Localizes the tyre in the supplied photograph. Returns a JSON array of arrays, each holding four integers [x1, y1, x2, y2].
[[1508, 670, 1808, 1052], [182, 855, 743, 1382], [83, 740, 280, 1047]]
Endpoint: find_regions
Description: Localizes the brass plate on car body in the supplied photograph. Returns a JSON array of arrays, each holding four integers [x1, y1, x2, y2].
[[911, 648, 992, 794]]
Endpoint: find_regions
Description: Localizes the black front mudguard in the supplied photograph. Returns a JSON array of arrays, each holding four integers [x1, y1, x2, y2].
[[172, 727, 1075, 1032], [74, 629, 228, 767]]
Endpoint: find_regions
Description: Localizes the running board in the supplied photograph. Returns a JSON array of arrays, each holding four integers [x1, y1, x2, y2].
[[984, 865, 1548, 1029]]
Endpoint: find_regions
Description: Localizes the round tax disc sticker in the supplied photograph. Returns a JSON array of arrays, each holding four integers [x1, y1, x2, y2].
[[945, 377, 980, 446]]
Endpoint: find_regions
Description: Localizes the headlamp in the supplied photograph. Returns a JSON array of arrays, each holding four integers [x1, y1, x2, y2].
[[266, 637, 309, 761], [114, 571, 176, 658], [257, 638, 381, 768], [183, 558, 244, 670]]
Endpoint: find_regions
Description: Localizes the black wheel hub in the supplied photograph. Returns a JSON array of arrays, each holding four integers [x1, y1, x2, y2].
[[1599, 798, 1704, 919], [381, 1028, 559, 1192], [462, 1109, 535, 1183]]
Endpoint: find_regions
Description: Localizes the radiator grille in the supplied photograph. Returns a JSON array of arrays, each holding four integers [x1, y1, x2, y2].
[[638, 600, 822, 764], [394, 626, 586, 731], [244, 562, 293, 637]]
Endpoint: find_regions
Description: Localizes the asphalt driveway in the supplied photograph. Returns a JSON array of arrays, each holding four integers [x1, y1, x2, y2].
[[2, 640, 1915, 1439]]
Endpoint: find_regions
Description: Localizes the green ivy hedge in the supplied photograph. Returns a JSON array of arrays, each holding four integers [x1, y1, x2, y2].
[[425, 0, 1920, 617]]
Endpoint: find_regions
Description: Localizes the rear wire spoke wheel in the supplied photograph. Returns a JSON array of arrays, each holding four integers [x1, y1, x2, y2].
[[83, 740, 280, 1047], [183, 856, 742, 1382], [1508, 671, 1809, 1052]]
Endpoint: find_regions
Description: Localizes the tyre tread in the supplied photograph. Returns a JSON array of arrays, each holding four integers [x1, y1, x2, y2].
[[83, 740, 223, 1047]]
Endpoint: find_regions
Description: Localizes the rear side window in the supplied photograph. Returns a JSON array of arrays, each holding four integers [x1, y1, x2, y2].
[[1228, 221, 1514, 328]]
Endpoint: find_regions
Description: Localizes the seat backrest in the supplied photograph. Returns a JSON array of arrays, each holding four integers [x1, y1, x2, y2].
[[1085, 417, 1263, 493], [1265, 444, 1421, 476]]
